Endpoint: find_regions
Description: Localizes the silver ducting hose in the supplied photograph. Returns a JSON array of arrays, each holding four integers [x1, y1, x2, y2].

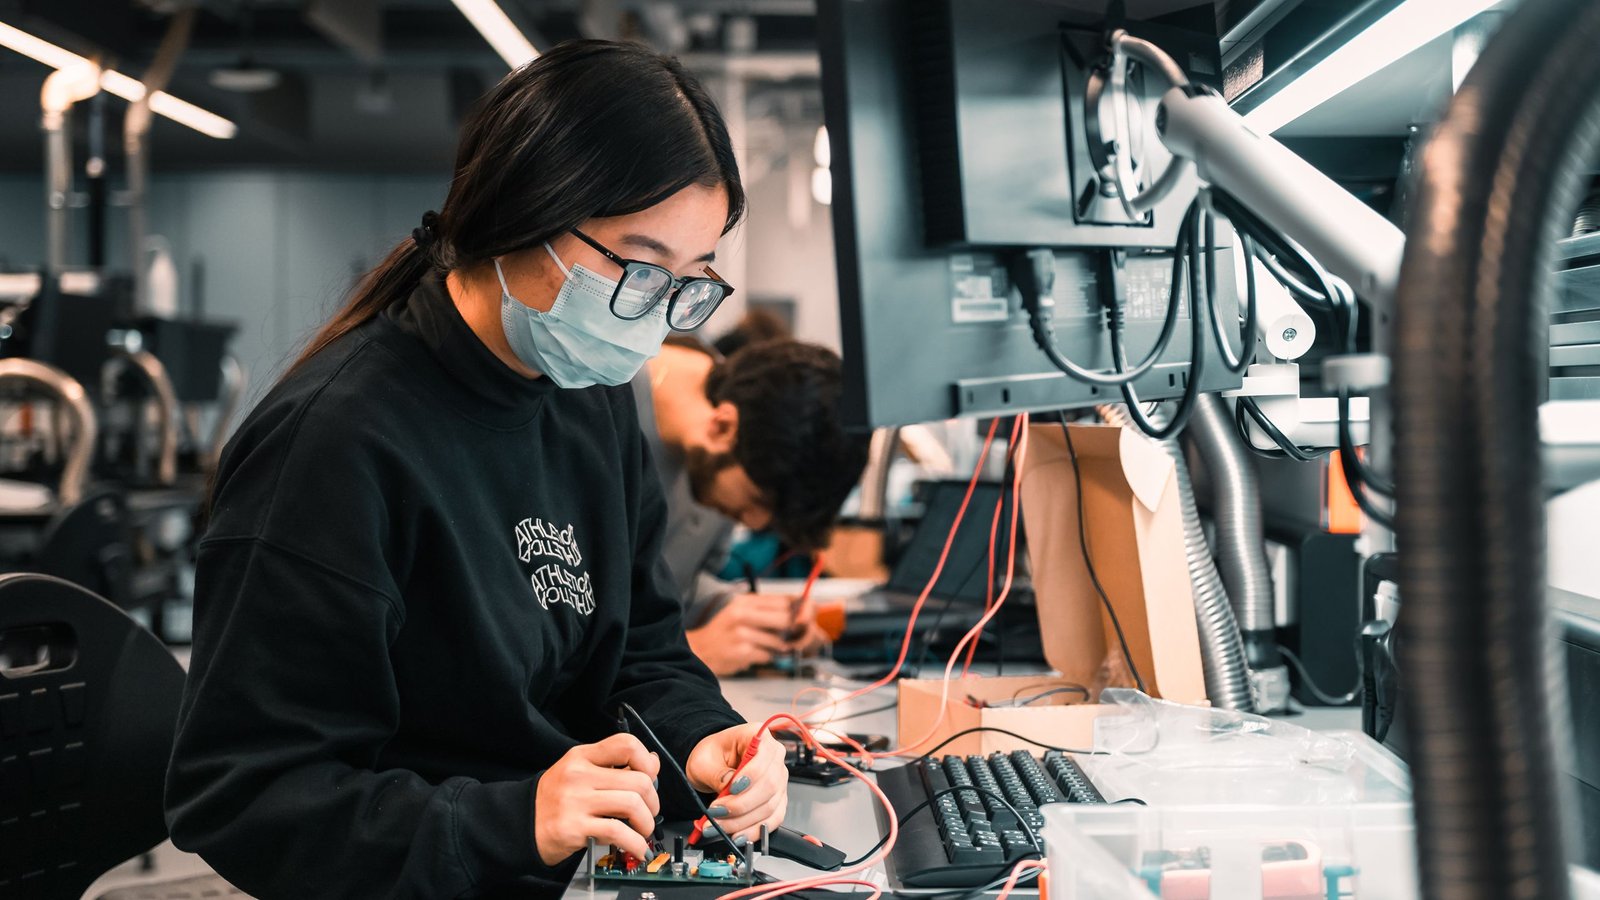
[[1097, 403, 1255, 711], [1185, 394, 1281, 667]]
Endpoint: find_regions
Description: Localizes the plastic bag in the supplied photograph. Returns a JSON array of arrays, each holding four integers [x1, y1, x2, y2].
[[1083, 690, 1362, 806]]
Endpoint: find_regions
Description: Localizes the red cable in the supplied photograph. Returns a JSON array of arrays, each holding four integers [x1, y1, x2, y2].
[[964, 416, 1024, 676], [888, 416, 1029, 758], [797, 416, 1003, 724], [712, 714, 897, 900]]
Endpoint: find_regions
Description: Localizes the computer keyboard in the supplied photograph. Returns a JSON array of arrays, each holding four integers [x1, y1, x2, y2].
[[876, 750, 1105, 888]]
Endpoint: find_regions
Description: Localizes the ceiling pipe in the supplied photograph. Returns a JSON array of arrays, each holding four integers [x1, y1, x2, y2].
[[40, 63, 101, 274], [126, 7, 196, 317]]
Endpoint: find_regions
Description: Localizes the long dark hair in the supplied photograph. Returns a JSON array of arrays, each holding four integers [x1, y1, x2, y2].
[[288, 40, 745, 373]]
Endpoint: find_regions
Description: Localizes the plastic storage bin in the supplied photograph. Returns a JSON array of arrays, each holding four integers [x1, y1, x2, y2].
[[1044, 731, 1417, 900]]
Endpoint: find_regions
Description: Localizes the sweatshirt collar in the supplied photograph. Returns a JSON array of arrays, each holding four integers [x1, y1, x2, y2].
[[382, 272, 554, 427]]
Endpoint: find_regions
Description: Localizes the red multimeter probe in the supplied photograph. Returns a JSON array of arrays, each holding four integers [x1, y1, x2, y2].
[[687, 734, 764, 847]]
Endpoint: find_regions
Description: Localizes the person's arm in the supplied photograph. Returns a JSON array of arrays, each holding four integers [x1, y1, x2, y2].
[[605, 426, 744, 764], [167, 409, 575, 899], [166, 537, 560, 899], [686, 570, 737, 627]]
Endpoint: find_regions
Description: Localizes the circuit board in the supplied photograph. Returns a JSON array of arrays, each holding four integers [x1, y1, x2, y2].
[[587, 835, 761, 887]]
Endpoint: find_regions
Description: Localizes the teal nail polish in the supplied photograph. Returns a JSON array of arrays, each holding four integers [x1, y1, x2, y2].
[[730, 775, 751, 795], [652, 778, 659, 789], [708, 806, 729, 818]]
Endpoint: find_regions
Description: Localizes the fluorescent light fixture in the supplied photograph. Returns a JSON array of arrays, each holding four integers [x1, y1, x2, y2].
[[1242, 0, 1501, 134], [0, 20, 84, 69], [450, 0, 539, 69], [0, 19, 237, 139], [101, 70, 238, 139]]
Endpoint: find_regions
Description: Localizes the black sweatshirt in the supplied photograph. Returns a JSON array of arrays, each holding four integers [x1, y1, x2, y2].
[[165, 273, 743, 899]]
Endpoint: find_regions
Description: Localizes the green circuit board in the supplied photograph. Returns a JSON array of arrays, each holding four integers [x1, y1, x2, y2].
[[588, 844, 756, 887]]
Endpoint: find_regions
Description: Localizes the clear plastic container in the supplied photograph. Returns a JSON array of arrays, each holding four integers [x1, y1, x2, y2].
[[1044, 731, 1417, 900]]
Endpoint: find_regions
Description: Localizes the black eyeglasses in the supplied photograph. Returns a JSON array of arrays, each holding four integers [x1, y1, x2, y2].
[[569, 228, 735, 332]]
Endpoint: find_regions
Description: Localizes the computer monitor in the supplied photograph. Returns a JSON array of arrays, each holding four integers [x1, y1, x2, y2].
[[886, 479, 1015, 605], [818, 0, 1243, 428]]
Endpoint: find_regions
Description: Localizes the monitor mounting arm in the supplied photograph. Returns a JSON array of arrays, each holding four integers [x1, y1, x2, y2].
[[1097, 30, 1407, 321]]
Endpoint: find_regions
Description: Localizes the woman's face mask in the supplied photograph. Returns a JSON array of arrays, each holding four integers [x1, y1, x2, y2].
[[494, 245, 670, 389]]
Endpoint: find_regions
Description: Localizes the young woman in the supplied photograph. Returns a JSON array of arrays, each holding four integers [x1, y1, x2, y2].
[[165, 41, 787, 899]]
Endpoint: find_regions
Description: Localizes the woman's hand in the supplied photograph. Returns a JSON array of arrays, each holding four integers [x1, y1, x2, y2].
[[534, 734, 661, 866], [685, 723, 787, 842]]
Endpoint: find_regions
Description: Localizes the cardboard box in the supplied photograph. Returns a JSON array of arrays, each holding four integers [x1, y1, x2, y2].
[[896, 422, 1207, 757]]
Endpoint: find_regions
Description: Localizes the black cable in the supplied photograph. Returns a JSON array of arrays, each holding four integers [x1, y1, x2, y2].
[[839, 785, 1041, 869], [1236, 396, 1329, 462], [1058, 417, 1148, 694], [1115, 201, 1205, 440], [1338, 391, 1394, 497], [1208, 224, 1258, 375], [918, 726, 1102, 758], [618, 702, 748, 865], [1276, 644, 1361, 707], [1215, 189, 1396, 524], [1315, 274, 1396, 527], [922, 863, 1042, 900], [997, 685, 1089, 708], [1015, 234, 1185, 388]]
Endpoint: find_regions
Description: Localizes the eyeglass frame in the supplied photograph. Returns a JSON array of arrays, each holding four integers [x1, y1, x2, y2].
[[568, 227, 735, 332]]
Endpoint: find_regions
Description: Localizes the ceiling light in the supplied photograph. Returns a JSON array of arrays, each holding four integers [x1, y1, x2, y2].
[[210, 63, 282, 93], [1241, 0, 1501, 134], [814, 125, 830, 168], [101, 70, 238, 139], [0, 19, 237, 139], [0, 20, 85, 69], [449, 0, 539, 69]]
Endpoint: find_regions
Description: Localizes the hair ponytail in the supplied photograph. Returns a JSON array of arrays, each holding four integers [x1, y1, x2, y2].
[[286, 233, 434, 376]]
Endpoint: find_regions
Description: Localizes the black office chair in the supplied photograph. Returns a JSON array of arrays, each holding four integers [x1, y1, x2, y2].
[[0, 573, 185, 898], [33, 491, 136, 612]]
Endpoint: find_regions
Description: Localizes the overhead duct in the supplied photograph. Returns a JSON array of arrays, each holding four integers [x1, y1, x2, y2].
[[125, 7, 196, 316]]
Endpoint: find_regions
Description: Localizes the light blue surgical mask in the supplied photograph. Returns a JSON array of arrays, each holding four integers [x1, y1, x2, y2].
[[494, 244, 670, 388]]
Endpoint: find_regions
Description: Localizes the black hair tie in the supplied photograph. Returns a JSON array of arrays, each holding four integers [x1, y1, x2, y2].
[[412, 210, 440, 248]]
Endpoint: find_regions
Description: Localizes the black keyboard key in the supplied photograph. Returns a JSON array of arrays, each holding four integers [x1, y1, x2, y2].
[[949, 842, 1004, 866], [882, 751, 1104, 888], [1044, 754, 1106, 803], [1000, 830, 1034, 859], [1011, 751, 1065, 804]]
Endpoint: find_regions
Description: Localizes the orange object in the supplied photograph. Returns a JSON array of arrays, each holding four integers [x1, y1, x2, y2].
[[1325, 451, 1363, 534], [814, 600, 847, 642], [646, 852, 669, 874], [802, 834, 823, 847]]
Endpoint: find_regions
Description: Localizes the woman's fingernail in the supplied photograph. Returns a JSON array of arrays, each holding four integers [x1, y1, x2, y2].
[[708, 806, 730, 818], [730, 775, 751, 795], [735, 835, 749, 848], [652, 778, 659, 790]]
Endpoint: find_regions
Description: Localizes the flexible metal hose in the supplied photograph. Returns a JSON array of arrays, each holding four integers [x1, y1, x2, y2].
[[1097, 404, 1255, 711], [1393, 0, 1599, 895], [1185, 393, 1280, 668]]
